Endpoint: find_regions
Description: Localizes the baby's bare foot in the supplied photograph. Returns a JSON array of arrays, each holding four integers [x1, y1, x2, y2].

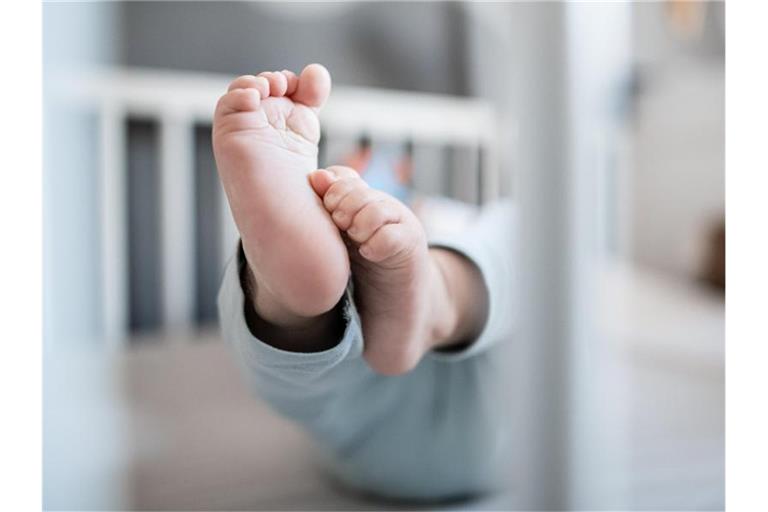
[[213, 65, 349, 324], [309, 166, 441, 374]]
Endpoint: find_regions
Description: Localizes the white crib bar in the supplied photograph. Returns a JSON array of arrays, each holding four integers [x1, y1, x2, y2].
[[159, 111, 195, 334], [481, 137, 501, 203], [99, 101, 128, 347]]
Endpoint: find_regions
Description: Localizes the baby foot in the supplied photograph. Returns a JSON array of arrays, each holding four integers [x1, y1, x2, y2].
[[213, 65, 350, 323], [309, 166, 440, 375]]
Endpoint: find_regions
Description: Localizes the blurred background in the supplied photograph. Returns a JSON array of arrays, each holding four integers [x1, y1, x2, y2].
[[43, 1, 724, 510]]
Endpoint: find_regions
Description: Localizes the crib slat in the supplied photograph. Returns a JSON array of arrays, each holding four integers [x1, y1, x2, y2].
[[480, 139, 500, 203], [100, 102, 128, 348], [159, 112, 195, 334]]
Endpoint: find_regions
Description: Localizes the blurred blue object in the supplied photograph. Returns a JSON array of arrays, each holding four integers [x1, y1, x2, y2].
[[360, 142, 411, 204]]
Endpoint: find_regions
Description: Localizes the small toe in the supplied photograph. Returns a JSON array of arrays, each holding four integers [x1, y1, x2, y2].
[[359, 223, 407, 263], [226, 75, 270, 99], [259, 71, 288, 97], [214, 88, 260, 117], [347, 200, 401, 243], [333, 188, 384, 231], [323, 176, 368, 212], [326, 165, 360, 181], [227, 75, 258, 92], [281, 70, 299, 96], [308, 169, 338, 198], [252, 76, 270, 98]]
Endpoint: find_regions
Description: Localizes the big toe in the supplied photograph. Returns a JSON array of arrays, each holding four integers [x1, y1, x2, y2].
[[292, 63, 332, 109]]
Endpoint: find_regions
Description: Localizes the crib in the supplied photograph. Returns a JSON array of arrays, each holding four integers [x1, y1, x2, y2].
[[56, 67, 503, 347]]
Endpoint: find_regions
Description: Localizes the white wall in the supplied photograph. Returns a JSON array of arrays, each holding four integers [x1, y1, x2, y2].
[[631, 64, 724, 277], [630, 2, 725, 277]]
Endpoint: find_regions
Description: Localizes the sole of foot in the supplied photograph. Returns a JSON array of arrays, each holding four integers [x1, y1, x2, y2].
[[213, 65, 350, 323]]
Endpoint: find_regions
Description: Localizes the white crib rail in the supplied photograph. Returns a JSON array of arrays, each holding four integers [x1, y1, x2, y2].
[[158, 110, 195, 335], [59, 67, 500, 347]]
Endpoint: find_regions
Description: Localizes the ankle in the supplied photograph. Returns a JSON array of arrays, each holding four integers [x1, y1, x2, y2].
[[426, 248, 489, 352], [426, 254, 461, 350], [246, 261, 345, 327], [239, 256, 346, 352]]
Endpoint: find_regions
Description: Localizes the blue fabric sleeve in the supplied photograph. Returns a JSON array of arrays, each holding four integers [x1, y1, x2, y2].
[[216, 246, 370, 421]]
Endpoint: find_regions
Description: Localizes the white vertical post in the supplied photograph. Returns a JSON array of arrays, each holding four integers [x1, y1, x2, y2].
[[513, 4, 570, 509], [160, 111, 195, 334], [99, 101, 128, 349], [565, 3, 632, 508]]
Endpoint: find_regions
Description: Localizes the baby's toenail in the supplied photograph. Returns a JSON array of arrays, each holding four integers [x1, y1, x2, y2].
[[333, 211, 345, 220]]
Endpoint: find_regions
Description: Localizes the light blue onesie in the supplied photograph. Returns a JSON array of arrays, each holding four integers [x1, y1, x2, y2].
[[217, 202, 516, 501]]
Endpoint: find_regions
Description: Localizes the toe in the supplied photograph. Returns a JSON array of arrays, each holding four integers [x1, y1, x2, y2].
[[308, 169, 338, 198], [326, 165, 360, 181], [332, 188, 384, 231], [227, 75, 257, 92], [227, 75, 269, 98], [214, 88, 260, 118], [281, 70, 299, 96], [293, 63, 332, 109], [323, 176, 368, 212], [347, 200, 401, 244], [358, 223, 408, 263], [259, 71, 288, 97], [252, 76, 270, 98]]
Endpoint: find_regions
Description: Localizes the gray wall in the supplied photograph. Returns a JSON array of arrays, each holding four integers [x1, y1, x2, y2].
[[120, 1, 468, 95]]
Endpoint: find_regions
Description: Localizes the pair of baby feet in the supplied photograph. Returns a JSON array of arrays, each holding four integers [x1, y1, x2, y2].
[[213, 64, 435, 375]]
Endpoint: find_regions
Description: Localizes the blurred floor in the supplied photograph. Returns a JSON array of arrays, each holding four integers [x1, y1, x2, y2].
[[117, 330, 518, 510], [45, 263, 722, 510], [119, 330, 391, 510], [602, 262, 724, 510]]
